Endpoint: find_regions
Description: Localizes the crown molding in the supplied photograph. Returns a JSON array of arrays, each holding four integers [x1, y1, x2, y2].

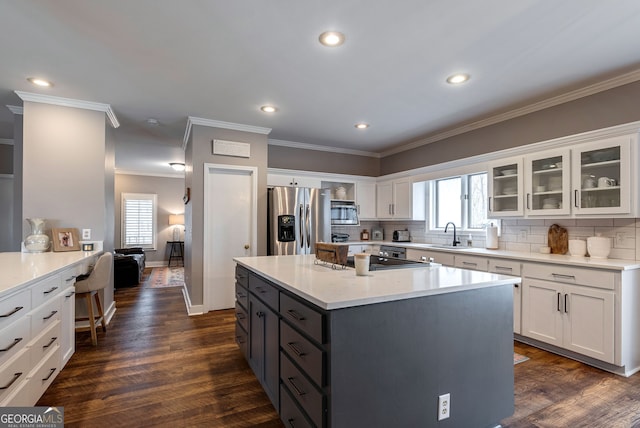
[[115, 168, 184, 179], [14, 91, 120, 128], [6, 105, 23, 115], [381, 68, 640, 157], [268, 138, 381, 158], [183, 116, 272, 150], [0, 138, 13, 146]]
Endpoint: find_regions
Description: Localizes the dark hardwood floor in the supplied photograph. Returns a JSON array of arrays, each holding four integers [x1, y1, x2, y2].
[[38, 270, 640, 427]]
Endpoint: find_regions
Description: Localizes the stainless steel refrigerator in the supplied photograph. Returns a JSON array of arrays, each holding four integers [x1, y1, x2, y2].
[[268, 187, 331, 255]]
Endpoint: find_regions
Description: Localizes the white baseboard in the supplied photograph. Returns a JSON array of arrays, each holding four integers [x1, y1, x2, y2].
[[181, 286, 204, 316], [75, 301, 117, 329], [146, 261, 166, 268]]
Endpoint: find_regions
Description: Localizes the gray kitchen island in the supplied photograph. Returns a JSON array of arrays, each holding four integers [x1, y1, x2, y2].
[[233, 254, 518, 428]]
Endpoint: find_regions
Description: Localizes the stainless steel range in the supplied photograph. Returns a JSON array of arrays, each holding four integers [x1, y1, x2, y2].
[[346, 245, 439, 271]]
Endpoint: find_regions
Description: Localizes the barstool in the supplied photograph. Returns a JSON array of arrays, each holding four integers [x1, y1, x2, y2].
[[75, 252, 112, 346]]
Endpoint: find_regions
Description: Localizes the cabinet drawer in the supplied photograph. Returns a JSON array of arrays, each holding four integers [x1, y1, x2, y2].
[[249, 275, 279, 310], [0, 316, 31, 367], [235, 322, 248, 360], [522, 263, 615, 290], [280, 384, 314, 428], [30, 320, 61, 368], [455, 255, 488, 271], [31, 274, 62, 308], [235, 301, 249, 332], [235, 265, 249, 288], [280, 293, 324, 345], [30, 297, 61, 334], [0, 348, 29, 402], [25, 345, 61, 405], [60, 267, 79, 290], [0, 289, 31, 331], [280, 321, 324, 388], [489, 259, 522, 276], [281, 352, 324, 428], [235, 283, 249, 310]]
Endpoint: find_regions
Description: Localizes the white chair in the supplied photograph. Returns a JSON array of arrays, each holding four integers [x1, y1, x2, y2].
[[75, 252, 112, 346]]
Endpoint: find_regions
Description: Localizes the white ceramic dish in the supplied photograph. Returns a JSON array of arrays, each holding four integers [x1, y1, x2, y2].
[[502, 169, 517, 176], [587, 236, 611, 259]]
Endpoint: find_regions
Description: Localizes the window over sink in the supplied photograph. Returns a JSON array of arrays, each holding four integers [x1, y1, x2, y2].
[[431, 172, 488, 231]]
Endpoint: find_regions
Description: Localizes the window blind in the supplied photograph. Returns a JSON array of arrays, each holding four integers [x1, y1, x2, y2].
[[122, 193, 157, 249]]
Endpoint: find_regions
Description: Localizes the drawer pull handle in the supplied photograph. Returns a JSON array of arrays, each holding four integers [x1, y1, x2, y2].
[[287, 342, 306, 357], [0, 372, 22, 390], [0, 338, 22, 352], [256, 311, 265, 318], [514, 284, 519, 288], [552, 273, 576, 280], [495, 266, 513, 272], [236, 292, 246, 298], [0, 306, 23, 318], [43, 286, 59, 295], [286, 309, 306, 322], [287, 377, 306, 396], [43, 310, 58, 321], [65, 291, 76, 299], [235, 336, 245, 344], [236, 312, 246, 320], [462, 262, 477, 266], [42, 368, 56, 382], [65, 275, 76, 282], [43, 337, 58, 349], [287, 418, 296, 428], [254, 286, 268, 294]]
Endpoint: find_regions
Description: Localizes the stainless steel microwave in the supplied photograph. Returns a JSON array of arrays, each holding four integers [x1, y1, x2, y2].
[[331, 200, 359, 225]]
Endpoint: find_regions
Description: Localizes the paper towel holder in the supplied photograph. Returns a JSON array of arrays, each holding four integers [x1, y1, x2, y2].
[[486, 222, 499, 249]]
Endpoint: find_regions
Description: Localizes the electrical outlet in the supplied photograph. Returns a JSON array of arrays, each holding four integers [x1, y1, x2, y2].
[[438, 393, 450, 421], [615, 232, 625, 246], [519, 230, 528, 240], [82, 229, 91, 240]]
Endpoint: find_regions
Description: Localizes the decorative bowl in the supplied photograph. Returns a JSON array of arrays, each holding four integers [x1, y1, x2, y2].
[[587, 236, 611, 259]]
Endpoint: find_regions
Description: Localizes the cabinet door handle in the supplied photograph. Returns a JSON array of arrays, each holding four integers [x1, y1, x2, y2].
[[552, 273, 576, 280], [574, 189, 579, 208], [287, 418, 296, 428], [564, 294, 569, 313], [286, 309, 306, 322], [256, 311, 264, 318], [43, 286, 59, 295], [287, 342, 306, 357], [0, 372, 22, 390], [0, 338, 22, 352], [42, 368, 56, 382], [43, 311, 58, 321], [287, 377, 306, 396], [0, 306, 24, 318], [557, 292, 562, 312], [43, 337, 57, 349], [526, 193, 531, 210]]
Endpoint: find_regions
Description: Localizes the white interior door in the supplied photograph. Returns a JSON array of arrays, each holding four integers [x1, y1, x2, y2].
[[204, 164, 257, 311]]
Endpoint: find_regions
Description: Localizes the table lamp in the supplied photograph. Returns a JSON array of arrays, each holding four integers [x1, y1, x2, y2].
[[169, 214, 185, 241]]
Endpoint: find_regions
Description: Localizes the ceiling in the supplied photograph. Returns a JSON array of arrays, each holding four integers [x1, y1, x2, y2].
[[2, 0, 640, 175]]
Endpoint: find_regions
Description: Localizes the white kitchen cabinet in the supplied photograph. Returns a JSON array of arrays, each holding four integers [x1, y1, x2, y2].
[[571, 135, 633, 215], [376, 178, 414, 219], [488, 157, 524, 217], [454, 254, 488, 271], [355, 181, 376, 220], [488, 258, 522, 334], [521, 264, 615, 364], [524, 148, 571, 216], [268, 173, 322, 188]]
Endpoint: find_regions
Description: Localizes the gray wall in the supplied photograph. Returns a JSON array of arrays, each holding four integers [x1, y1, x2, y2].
[[11, 115, 23, 251], [381, 80, 640, 175], [268, 145, 380, 177], [185, 125, 268, 306], [0, 143, 11, 173], [114, 173, 185, 265]]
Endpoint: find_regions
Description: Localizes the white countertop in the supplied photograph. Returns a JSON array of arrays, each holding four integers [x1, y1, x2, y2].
[[234, 254, 518, 310], [0, 251, 99, 297], [346, 241, 640, 271]]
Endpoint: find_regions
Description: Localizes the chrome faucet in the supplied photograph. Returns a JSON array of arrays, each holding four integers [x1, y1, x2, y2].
[[444, 222, 461, 246]]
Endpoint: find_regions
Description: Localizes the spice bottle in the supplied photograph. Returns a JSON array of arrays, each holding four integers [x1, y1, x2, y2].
[[361, 229, 369, 241]]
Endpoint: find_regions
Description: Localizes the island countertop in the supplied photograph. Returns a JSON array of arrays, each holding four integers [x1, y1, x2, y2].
[[0, 251, 99, 298], [233, 254, 519, 310]]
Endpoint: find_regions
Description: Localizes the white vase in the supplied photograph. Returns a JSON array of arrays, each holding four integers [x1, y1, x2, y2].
[[24, 218, 50, 252]]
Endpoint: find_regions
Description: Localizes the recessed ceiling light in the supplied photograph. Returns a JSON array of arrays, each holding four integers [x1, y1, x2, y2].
[[169, 162, 185, 172], [27, 77, 53, 87], [319, 31, 345, 47], [446, 73, 470, 84], [260, 105, 277, 113], [354, 123, 369, 129], [146, 118, 160, 126]]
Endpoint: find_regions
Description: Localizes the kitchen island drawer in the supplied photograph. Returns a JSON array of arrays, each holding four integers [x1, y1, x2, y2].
[[280, 321, 324, 388], [0, 316, 30, 367], [31, 274, 61, 308], [235, 322, 248, 360], [280, 384, 314, 428], [0, 348, 29, 402], [235, 265, 249, 288], [280, 293, 324, 345], [249, 275, 279, 310], [0, 289, 30, 332], [235, 302, 249, 332], [235, 283, 249, 310], [281, 352, 324, 428], [522, 263, 615, 290]]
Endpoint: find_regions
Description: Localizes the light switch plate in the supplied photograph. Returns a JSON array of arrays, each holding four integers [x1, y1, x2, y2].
[[82, 229, 91, 240]]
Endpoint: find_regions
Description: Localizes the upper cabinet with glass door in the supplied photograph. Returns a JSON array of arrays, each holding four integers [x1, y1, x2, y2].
[[488, 157, 524, 217], [572, 136, 632, 215], [524, 149, 571, 216]]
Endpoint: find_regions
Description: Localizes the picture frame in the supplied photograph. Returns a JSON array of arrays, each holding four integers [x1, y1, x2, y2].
[[52, 228, 81, 252]]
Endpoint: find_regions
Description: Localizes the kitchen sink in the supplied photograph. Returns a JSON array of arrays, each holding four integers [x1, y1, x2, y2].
[[427, 244, 468, 250]]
